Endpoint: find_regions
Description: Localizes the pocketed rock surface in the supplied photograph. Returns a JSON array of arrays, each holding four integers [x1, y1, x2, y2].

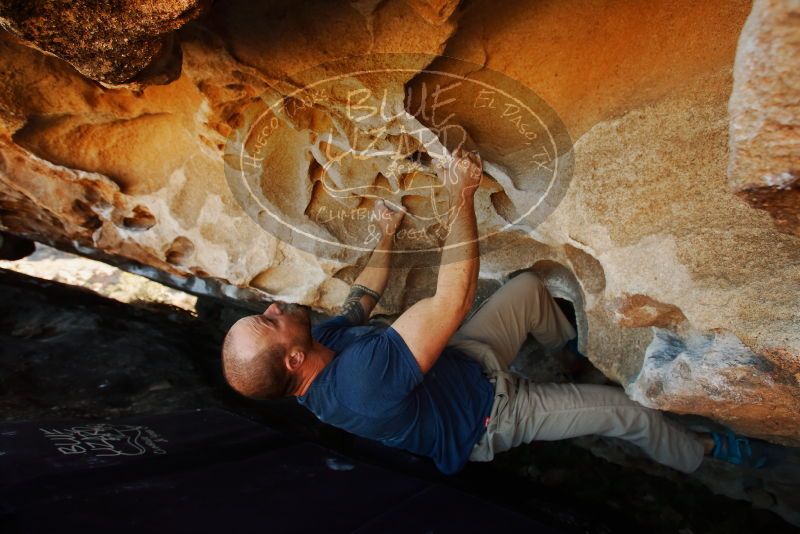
[[0, 0, 798, 445]]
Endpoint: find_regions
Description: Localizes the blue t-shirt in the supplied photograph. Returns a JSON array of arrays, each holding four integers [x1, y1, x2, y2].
[[297, 316, 495, 474]]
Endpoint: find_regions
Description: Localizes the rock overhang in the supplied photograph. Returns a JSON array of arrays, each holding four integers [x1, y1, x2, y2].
[[0, 0, 797, 444]]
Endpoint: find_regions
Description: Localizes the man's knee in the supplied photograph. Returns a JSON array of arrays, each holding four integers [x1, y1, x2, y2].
[[509, 270, 545, 292]]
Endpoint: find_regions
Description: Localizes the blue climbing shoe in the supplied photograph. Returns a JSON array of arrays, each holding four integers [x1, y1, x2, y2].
[[711, 430, 768, 469]]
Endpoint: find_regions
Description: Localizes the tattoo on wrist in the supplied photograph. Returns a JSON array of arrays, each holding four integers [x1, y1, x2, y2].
[[341, 284, 382, 325], [352, 284, 381, 302]]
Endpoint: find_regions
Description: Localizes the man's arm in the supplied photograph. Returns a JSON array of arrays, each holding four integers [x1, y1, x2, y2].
[[341, 200, 406, 325], [391, 149, 482, 374]]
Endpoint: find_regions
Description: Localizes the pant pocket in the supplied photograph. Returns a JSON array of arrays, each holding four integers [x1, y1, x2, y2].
[[486, 375, 517, 454]]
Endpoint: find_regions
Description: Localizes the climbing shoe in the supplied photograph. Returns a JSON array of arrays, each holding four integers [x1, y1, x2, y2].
[[710, 430, 769, 469]]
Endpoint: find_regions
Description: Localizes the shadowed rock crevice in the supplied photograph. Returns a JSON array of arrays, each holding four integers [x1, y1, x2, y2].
[[530, 259, 588, 357]]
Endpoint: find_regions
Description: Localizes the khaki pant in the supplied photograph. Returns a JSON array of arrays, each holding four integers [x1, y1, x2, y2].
[[447, 272, 705, 474]]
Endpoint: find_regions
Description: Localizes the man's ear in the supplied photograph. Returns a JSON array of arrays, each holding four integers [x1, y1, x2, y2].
[[286, 350, 305, 371]]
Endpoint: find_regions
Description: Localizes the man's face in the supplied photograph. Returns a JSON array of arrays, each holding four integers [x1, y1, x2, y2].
[[249, 301, 311, 350], [264, 301, 309, 328]]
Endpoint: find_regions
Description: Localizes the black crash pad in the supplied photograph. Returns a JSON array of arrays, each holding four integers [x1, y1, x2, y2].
[[0, 409, 556, 533]]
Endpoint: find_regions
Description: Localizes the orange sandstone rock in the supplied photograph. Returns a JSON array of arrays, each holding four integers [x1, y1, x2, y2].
[[0, 0, 798, 445]]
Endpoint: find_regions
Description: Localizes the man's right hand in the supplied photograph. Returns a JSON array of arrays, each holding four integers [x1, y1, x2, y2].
[[438, 147, 483, 204]]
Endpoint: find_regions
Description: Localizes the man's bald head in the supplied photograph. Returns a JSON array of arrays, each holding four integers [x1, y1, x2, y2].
[[221, 302, 312, 399], [222, 316, 292, 399]]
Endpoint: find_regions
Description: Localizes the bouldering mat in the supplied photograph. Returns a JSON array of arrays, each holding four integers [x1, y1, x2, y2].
[[0, 408, 556, 533]]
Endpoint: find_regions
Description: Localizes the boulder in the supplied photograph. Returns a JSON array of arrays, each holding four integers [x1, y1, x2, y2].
[[0, 0, 798, 444], [728, 0, 800, 237]]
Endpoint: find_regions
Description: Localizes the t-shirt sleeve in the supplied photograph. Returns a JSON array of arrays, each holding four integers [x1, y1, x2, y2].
[[334, 326, 424, 415]]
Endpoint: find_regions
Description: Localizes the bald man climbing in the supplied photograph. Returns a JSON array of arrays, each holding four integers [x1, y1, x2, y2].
[[222, 149, 765, 474]]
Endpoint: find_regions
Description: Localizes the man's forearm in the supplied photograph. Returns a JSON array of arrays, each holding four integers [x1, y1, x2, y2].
[[341, 200, 405, 325], [353, 233, 394, 296], [435, 196, 479, 314], [387, 151, 481, 373]]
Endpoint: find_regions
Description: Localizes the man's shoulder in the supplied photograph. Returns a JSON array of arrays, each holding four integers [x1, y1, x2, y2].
[[318, 327, 423, 407], [311, 315, 386, 352], [311, 315, 352, 335], [327, 328, 388, 368]]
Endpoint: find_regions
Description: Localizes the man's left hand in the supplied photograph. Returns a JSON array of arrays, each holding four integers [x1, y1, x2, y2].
[[374, 199, 406, 238]]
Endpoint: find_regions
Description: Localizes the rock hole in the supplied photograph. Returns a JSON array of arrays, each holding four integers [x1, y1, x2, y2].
[[554, 297, 578, 333], [552, 294, 604, 381], [165, 236, 195, 266], [71, 200, 102, 231], [530, 260, 589, 358], [122, 205, 156, 231], [0, 232, 35, 261], [490, 190, 520, 223], [189, 266, 210, 278], [406, 150, 432, 167]]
